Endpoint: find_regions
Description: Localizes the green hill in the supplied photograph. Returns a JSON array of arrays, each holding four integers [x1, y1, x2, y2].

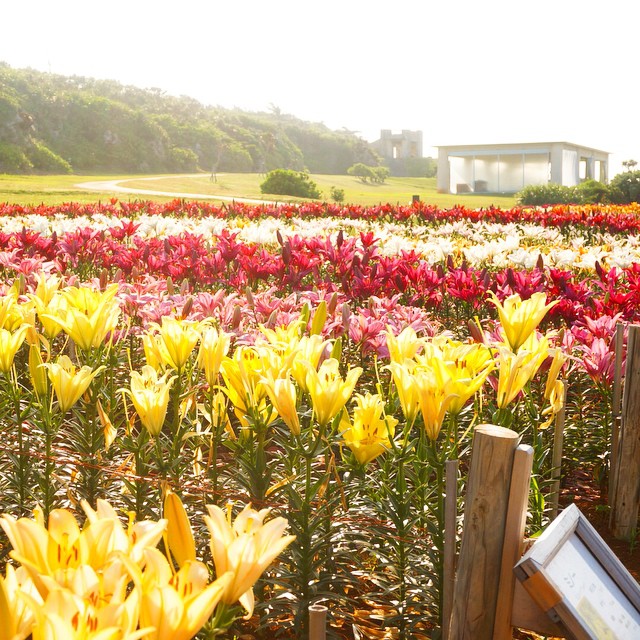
[[0, 62, 380, 175]]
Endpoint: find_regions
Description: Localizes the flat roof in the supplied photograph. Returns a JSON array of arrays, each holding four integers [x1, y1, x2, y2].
[[436, 141, 610, 155]]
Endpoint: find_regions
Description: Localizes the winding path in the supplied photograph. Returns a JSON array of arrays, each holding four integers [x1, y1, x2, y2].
[[76, 174, 276, 204]]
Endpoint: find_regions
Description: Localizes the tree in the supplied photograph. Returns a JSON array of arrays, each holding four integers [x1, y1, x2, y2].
[[347, 163, 375, 183], [622, 159, 638, 172], [371, 166, 390, 184], [609, 170, 640, 204], [260, 169, 321, 199]]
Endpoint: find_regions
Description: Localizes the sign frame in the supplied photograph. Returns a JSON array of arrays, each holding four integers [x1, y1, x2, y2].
[[514, 503, 640, 640]]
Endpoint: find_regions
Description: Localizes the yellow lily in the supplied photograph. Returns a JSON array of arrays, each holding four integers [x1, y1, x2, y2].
[[414, 357, 459, 441], [495, 339, 549, 409], [43, 355, 105, 413], [26, 327, 49, 397], [0, 506, 115, 598], [150, 317, 201, 371], [121, 366, 176, 436], [138, 547, 232, 640], [163, 490, 196, 570], [31, 291, 68, 340], [0, 288, 19, 330], [541, 379, 565, 429], [544, 347, 569, 401], [43, 284, 121, 351], [341, 393, 397, 465], [289, 334, 330, 393], [32, 272, 62, 305], [220, 346, 276, 427], [261, 373, 300, 435], [0, 323, 29, 373], [440, 341, 494, 416], [305, 358, 362, 427], [24, 586, 149, 640], [258, 318, 304, 350], [387, 360, 421, 425], [204, 503, 295, 618], [197, 325, 231, 386], [489, 291, 558, 353], [0, 564, 39, 640], [385, 325, 424, 364], [80, 499, 167, 567]]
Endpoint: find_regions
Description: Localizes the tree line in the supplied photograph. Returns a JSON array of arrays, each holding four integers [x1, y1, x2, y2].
[[0, 63, 381, 175]]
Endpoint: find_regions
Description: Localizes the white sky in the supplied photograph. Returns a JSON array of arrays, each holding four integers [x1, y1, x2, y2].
[[1, 0, 637, 175]]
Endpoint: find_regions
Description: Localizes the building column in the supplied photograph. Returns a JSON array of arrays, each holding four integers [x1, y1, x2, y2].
[[437, 148, 451, 193]]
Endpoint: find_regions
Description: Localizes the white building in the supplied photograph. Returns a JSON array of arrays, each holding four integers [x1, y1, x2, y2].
[[436, 141, 609, 194]]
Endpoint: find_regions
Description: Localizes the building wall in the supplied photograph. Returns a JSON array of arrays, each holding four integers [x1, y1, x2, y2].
[[437, 142, 609, 194]]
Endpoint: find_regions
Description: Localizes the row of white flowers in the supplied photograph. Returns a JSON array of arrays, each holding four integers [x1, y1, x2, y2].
[[4, 212, 640, 270]]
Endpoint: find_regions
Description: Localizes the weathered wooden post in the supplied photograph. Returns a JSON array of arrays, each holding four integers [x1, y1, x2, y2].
[[448, 425, 520, 639], [612, 324, 640, 540], [442, 458, 459, 640], [609, 321, 626, 513], [549, 381, 567, 520], [309, 604, 327, 640]]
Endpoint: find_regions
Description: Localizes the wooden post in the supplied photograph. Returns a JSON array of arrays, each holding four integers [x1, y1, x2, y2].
[[448, 425, 520, 639], [309, 604, 327, 640], [612, 324, 640, 540], [442, 459, 459, 640], [493, 445, 534, 639], [549, 381, 567, 520], [609, 321, 626, 511]]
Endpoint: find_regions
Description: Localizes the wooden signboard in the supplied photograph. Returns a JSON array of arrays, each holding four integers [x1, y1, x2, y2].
[[514, 503, 640, 640]]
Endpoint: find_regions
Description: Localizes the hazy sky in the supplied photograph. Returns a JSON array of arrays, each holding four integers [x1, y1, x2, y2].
[[1, 0, 636, 174]]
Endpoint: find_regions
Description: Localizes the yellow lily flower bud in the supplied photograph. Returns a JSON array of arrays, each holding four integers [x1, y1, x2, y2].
[[0, 324, 29, 373], [197, 326, 230, 386], [163, 490, 196, 569]]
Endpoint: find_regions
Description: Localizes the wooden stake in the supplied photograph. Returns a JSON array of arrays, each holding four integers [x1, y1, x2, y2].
[[442, 458, 459, 640], [309, 604, 327, 640], [612, 324, 640, 540], [549, 381, 567, 520], [493, 444, 533, 639], [448, 425, 520, 639], [609, 321, 626, 510]]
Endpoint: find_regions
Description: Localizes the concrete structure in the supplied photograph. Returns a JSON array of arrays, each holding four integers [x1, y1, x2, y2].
[[436, 141, 609, 194], [372, 129, 423, 160]]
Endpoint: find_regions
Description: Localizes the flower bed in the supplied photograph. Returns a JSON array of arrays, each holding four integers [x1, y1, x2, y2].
[[0, 199, 631, 638]]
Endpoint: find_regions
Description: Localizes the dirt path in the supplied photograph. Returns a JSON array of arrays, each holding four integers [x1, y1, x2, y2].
[[76, 174, 276, 204]]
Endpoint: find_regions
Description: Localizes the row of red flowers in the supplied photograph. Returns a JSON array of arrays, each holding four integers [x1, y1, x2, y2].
[[2, 224, 640, 326], [3, 198, 640, 233]]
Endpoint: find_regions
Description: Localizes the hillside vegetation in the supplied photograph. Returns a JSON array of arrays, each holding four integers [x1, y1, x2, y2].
[[0, 63, 380, 175]]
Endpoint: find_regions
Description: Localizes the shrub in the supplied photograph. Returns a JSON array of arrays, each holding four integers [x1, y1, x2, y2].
[[330, 186, 345, 203], [575, 179, 610, 204], [609, 170, 640, 204], [516, 183, 580, 206], [27, 140, 73, 174], [260, 169, 321, 199]]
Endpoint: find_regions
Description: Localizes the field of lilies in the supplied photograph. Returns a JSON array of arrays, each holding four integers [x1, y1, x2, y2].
[[0, 197, 634, 639]]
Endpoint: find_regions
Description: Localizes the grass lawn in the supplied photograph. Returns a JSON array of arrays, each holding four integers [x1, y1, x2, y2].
[[0, 172, 518, 209]]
